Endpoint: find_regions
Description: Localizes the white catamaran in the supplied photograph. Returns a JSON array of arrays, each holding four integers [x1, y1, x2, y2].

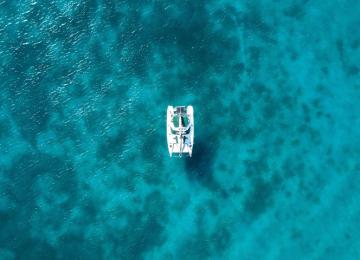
[[167, 106, 194, 157]]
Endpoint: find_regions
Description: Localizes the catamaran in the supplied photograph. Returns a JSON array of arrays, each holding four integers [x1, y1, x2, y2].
[[167, 106, 194, 157]]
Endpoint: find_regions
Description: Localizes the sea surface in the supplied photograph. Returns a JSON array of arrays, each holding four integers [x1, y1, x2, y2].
[[0, 0, 359, 259]]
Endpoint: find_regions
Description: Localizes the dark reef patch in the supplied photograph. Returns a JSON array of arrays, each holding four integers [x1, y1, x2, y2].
[[243, 156, 269, 180], [1, 152, 77, 257], [226, 101, 246, 139], [143, 165, 164, 185], [10, 238, 56, 260], [242, 3, 272, 36], [291, 227, 303, 240], [96, 130, 127, 162], [242, 154, 287, 219], [0, 119, 10, 139], [5, 46, 51, 145], [243, 177, 274, 219], [283, 3, 307, 20], [142, 132, 162, 162], [177, 229, 211, 260], [210, 225, 231, 254], [5, 152, 75, 204], [116, 212, 166, 259], [144, 190, 168, 220], [57, 232, 102, 260]]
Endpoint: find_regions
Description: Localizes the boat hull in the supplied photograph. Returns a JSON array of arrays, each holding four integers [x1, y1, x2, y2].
[[167, 105, 194, 157]]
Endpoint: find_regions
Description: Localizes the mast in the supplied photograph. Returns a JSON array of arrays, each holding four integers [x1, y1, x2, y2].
[[179, 110, 183, 156]]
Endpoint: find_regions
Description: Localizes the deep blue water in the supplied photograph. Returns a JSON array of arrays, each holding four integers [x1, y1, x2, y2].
[[0, 1, 359, 259]]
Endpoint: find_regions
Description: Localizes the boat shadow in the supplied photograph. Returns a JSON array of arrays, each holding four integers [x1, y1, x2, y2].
[[184, 138, 224, 194]]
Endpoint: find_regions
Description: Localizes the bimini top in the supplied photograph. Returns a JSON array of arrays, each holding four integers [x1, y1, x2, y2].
[[167, 105, 194, 157]]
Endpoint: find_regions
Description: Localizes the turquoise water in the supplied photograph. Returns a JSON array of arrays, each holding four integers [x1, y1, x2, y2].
[[0, 1, 359, 259]]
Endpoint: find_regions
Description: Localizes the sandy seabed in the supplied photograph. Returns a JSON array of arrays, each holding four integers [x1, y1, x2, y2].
[[0, 1, 359, 259]]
